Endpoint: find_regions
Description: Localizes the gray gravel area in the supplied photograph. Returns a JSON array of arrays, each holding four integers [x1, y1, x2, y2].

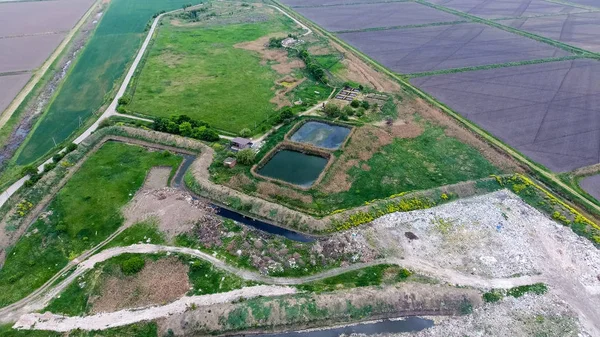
[[0, 73, 30, 113], [428, 0, 589, 19], [338, 22, 570, 73], [504, 12, 600, 52], [295, 2, 461, 31], [579, 174, 600, 201], [411, 58, 600, 172]]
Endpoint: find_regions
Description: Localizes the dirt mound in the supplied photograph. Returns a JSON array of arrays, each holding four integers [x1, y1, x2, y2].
[[123, 187, 219, 241], [90, 257, 190, 314]]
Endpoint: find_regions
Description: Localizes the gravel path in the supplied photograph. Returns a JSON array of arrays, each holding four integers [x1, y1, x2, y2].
[[14, 285, 297, 332]]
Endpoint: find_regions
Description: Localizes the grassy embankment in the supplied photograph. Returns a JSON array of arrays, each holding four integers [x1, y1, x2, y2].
[[210, 119, 501, 215], [0, 322, 159, 337], [10, 0, 196, 173], [0, 142, 182, 307]]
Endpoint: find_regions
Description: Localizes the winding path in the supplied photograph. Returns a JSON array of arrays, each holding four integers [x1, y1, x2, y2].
[[0, 242, 545, 326]]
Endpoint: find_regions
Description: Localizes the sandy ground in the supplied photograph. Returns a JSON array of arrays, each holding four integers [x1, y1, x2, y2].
[[15, 286, 296, 332]]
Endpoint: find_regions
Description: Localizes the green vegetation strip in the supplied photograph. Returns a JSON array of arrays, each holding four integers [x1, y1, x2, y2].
[[483, 283, 548, 303], [406, 55, 585, 78], [272, 0, 600, 226], [333, 20, 469, 34], [297, 264, 412, 292], [0, 322, 159, 337], [292, 0, 409, 8], [15, 0, 198, 166], [0, 142, 182, 307]]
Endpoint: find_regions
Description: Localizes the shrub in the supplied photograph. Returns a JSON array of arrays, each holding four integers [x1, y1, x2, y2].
[[236, 148, 256, 165], [117, 96, 131, 106], [361, 100, 370, 109], [43, 163, 56, 172], [66, 143, 78, 153], [239, 128, 252, 138], [278, 107, 294, 123], [323, 103, 340, 118], [507, 283, 548, 298], [21, 165, 37, 177], [342, 105, 354, 116], [52, 153, 65, 163], [350, 99, 360, 108], [120, 256, 146, 275], [483, 291, 503, 303]]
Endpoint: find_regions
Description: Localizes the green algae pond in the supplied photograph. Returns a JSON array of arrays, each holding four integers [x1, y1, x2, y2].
[[257, 149, 328, 187]]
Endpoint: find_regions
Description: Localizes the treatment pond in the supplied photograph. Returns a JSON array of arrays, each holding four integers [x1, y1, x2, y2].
[[290, 121, 351, 150], [257, 149, 327, 187]]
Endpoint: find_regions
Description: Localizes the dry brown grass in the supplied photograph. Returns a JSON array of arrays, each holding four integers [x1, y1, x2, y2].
[[234, 35, 304, 75], [228, 174, 254, 190], [257, 181, 313, 204], [91, 257, 190, 313]]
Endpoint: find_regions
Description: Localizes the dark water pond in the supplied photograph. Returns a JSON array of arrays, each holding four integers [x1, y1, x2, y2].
[[172, 155, 315, 242], [290, 121, 351, 150], [240, 317, 434, 337], [257, 150, 327, 187]]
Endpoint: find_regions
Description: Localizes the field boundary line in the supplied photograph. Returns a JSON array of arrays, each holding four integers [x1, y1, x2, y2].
[[406, 55, 586, 77], [0, 0, 101, 129], [543, 0, 600, 11], [270, 1, 600, 218], [333, 20, 469, 33], [291, 0, 410, 8]]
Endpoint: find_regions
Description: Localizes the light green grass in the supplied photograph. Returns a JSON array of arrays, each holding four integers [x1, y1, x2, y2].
[[15, 0, 198, 165], [0, 142, 182, 306], [127, 15, 296, 134], [0, 322, 158, 337], [297, 264, 412, 292]]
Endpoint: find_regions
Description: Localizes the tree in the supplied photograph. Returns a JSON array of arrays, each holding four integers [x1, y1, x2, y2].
[[117, 96, 130, 106], [21, 165, 37, 177], [350, 99, 360, 108], [361, 100, 370, 109], [278, 107, 294, 123], [239, 128, 251, 137], [342, 105, 354, 116], [323, 103, 341, 118], [66, 143, 78, 153], [179, 122, 193, 137], [236, 148, 256, 165]]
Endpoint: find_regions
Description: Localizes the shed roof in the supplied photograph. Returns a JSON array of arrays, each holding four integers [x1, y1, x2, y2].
[[232, 137, 252, 146]]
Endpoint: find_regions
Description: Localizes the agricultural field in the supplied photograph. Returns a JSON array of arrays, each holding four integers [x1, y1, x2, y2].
[[0, 0, 95, 113], [504, 12, 600, 52], [410, 58, 600, 172], [427, 0, 589, 19], [125, 2, 306, 134], [338, 22, 570, 74], [0, 142, 182, 307], [294, 2, 462, 32], [14, 0, 197, 166], [579, 174, 600, 201]]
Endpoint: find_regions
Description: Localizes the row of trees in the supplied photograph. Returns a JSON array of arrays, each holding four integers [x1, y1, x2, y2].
[[298, 49, 327, 84], [153, 115, 220, 142]]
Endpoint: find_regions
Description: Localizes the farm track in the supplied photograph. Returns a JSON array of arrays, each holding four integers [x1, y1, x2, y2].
[[271, 0, 600, 223], [0, 242, 544, 326], [0, 0, 101, 127]]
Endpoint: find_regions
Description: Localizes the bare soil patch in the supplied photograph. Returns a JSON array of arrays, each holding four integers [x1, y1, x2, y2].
[[234, 35, 304, 75], [123, 187, 218, 241], [271, 76, 306, 108], [90, 257, 190, 314]]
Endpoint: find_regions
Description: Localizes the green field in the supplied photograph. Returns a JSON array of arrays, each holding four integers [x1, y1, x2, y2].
[[15, 0, 198, 165], [127, 12, 298, 134], [0, 142, 181, 306]]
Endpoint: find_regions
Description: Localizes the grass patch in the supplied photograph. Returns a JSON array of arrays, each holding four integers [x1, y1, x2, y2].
[[297, 264, 412, 292], [104, 221, 166, 249], [181, 255, 249, 295], [127, 11, 297, 134], [0, 142, 182, 307], [15, 0, 198, 165], [483, 283, 548, 303]]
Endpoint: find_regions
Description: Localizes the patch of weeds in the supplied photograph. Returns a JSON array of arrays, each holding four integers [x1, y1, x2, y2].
[[297, 264, 412, 292], [120, 256, 146, 275]]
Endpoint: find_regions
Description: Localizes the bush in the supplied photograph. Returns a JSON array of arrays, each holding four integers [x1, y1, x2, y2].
[[239, 128, 252, 137], [52, 153, 65, 163], [361, 100, 370, 109], [278, 107, 294, 123], [350, 99, 360, 108], [66, 143, 78, 153], [120, 256, 146, 275], [483, 291, 504, 303], [342, 105, 354, 116], [118, 96, 131, 106], [236, 148, 256, 165], [323, 103, 341, 118], [43, 163, 56, 173], [21, 165, 37, 177]]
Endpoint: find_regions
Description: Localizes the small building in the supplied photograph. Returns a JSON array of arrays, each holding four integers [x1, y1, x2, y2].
[[231, 137, 253, 151], [223, 157, 237, 168]]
